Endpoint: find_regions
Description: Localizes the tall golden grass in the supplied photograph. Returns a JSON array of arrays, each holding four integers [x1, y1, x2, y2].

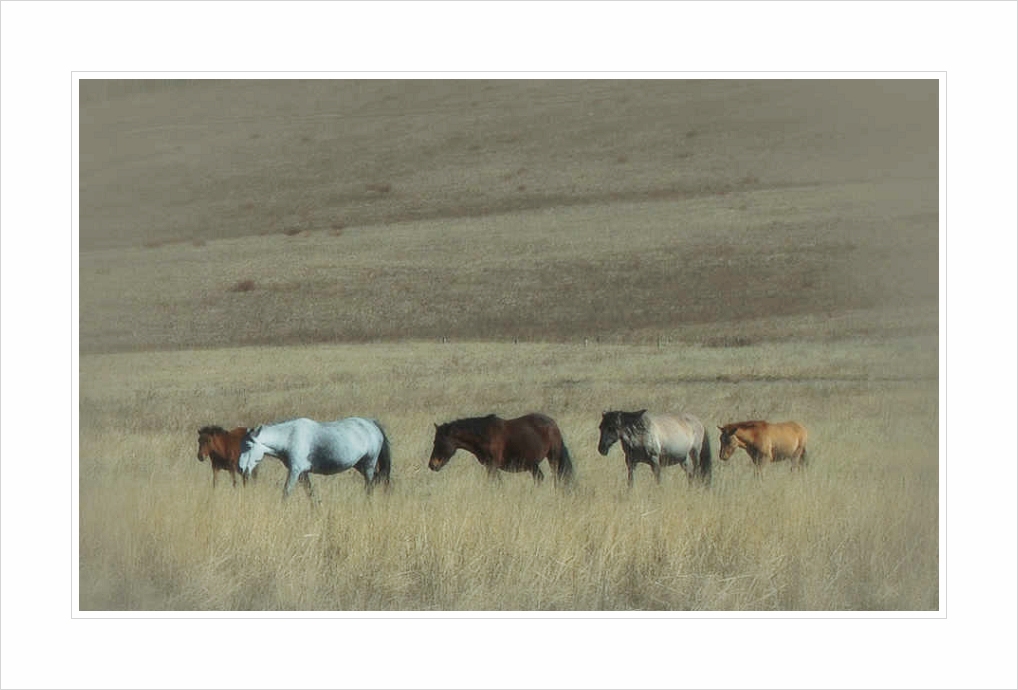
[[79, 339, 938, 610]]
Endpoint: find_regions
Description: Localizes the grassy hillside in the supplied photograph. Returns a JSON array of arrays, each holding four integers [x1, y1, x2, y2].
[[80, 80, 937, 251], [79, 178, 937, 352]]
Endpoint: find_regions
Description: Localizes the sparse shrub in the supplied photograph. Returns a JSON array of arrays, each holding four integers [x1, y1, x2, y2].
[[230, 279, 256, 293], [702, 334, 757, 348]]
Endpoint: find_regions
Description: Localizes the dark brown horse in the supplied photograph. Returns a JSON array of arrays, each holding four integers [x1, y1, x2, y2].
[[428, 413, 574, 486], [718, 420, 808, 472], [197, 426, 256, 488]]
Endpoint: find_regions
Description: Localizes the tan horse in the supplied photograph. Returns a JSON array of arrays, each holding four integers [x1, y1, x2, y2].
[[717, 421, 808, 472], [197, 426, 253, 488]]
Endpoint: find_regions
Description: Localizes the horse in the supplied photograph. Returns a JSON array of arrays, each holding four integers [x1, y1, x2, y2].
[[717, 420, 808, 472], [598, 410, 712, 488], [428, 413, 574, 487], [196, 425, 256, 488], [238, 417, 392, 499]]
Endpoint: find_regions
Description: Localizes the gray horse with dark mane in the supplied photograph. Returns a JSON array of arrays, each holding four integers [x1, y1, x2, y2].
[[598, 410, 712, 487]]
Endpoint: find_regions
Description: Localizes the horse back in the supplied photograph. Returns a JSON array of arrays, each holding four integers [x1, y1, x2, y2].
[[318, 417, 386, 466], [740, 421, 807, 456], [221, 427, 247, 463], [772, 421, 807, 452], [647, 412, 704, 454], [503, 413, 563, 457]]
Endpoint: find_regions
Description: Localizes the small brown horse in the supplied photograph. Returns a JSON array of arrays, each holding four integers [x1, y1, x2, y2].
[[197, 426, 256, 488], [717, 421, 808, 472], [428, 413, 574, 486]]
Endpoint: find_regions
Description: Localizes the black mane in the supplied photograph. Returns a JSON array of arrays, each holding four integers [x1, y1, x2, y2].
[[604, 410, 647, 432], [198, 425, 228, 436]]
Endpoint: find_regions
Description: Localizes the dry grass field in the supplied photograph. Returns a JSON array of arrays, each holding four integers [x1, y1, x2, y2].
[[77, 79, 939, 611]]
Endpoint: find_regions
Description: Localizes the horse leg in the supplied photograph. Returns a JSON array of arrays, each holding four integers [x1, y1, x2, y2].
[[283, 469, 301, 499], [649, 454, 662, 485], [531, 465, 545, 484], [685, 449, 698, 486], [299, 472, 316, 501], [362, 466, 377, 495]]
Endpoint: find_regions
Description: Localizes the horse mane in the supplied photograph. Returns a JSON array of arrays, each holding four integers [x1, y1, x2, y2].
[[443, 414, 500, 436], [609, 410, 648, 433], [198, 425, 228, 436]]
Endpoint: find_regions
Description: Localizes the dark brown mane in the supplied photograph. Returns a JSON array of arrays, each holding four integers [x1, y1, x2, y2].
[[441, 414, 500, 437], [198, 425, 228, 436]]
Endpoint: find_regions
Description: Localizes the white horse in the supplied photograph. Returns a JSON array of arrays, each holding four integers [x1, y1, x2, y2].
[[239, 417, 391, 499], [597, 410, 712, 487]]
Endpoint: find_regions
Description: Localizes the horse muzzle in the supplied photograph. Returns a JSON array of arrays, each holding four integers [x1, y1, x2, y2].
[[427, 457, 445, 471]]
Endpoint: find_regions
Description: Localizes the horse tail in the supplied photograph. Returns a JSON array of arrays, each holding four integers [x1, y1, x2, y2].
[[555, 437, 575, 486], [699, 429, 713, 486], [372, 420, 393, 489]]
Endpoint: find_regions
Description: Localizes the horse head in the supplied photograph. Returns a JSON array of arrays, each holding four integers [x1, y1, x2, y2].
[[238, 426, 267, 478], [597, 412, 624, 455], [717, 425, 741, 461], [428, 423, 455, 471], [196, 426, 224, 463], [598, 410, 646, 455]]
